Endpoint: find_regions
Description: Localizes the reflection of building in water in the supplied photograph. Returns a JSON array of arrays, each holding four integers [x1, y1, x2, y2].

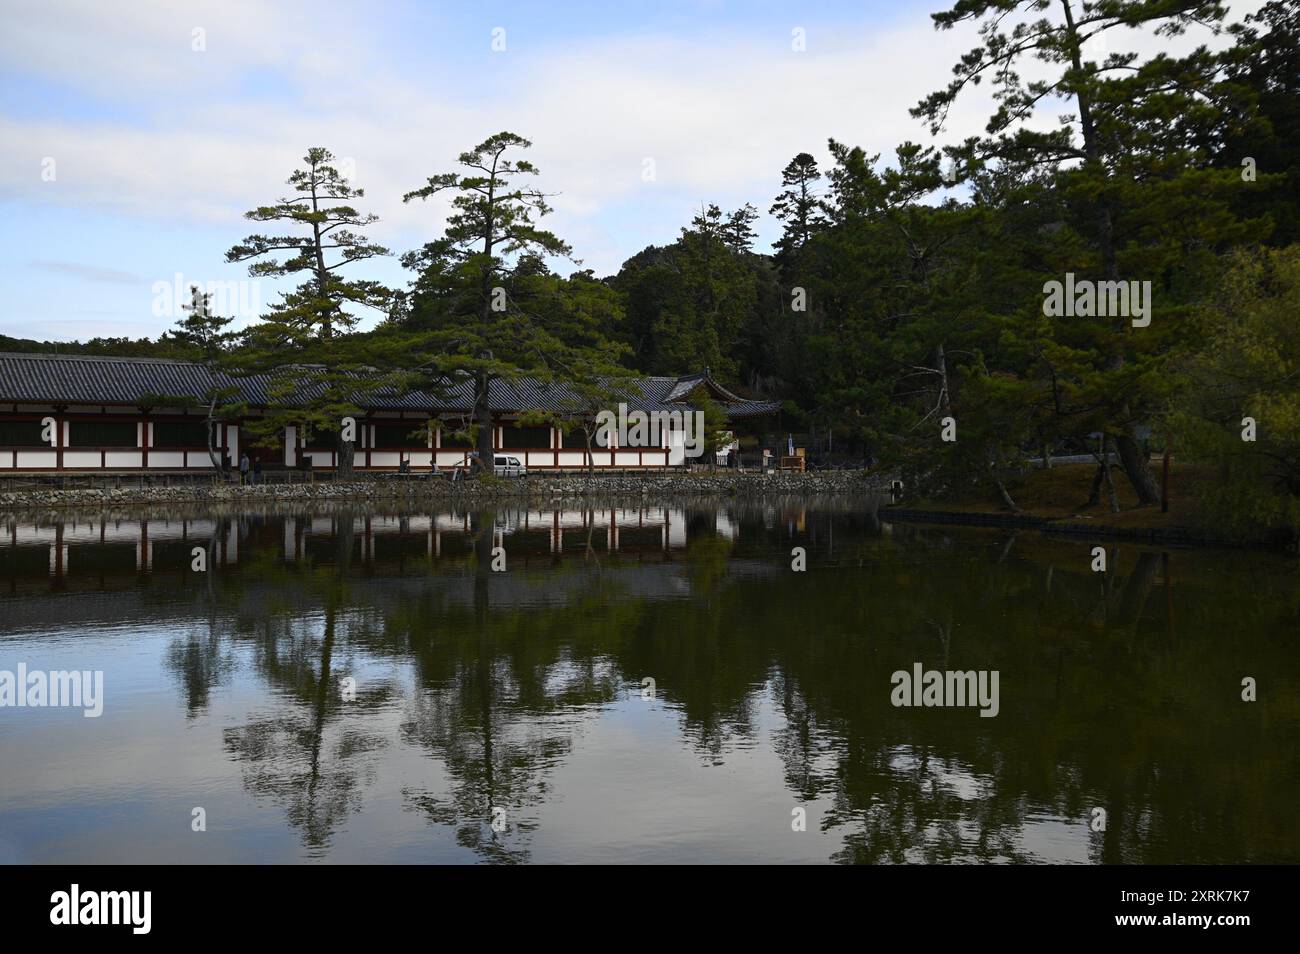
[[0, 510, 783, 640], [1, 506, 704, 586], [4, 515, 227, 579], [285, 506, 689, 563]]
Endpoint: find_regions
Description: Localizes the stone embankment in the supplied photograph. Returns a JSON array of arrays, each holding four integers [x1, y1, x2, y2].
[[0, 471, 888, 512]]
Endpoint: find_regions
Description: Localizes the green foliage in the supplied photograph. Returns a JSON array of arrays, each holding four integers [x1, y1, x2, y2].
[[694, 391, 729, 460], [1167, 246, 1300, 538], [0, 336, 167, 356], [609, 204, 760, 380], [398, 132, 630, 467], [1220, 1, 1300, 245], [770, 152, 826, 264], [149, 286, 241, 470], [227, 146, 392, 338], [162, 285, 236, 364]]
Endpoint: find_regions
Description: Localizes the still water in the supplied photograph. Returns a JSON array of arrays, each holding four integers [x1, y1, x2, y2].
[[1, 499, 1296, 864]]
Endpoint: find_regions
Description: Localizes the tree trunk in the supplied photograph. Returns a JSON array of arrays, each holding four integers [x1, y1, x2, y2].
[[985, 450, 1019, 512], [336, 434, 355, 479], [475, 372, 493, 476], [1087, 462, 1104, 508], [933, 341, 952, 416], [308, 158, 333, 340], [205, 393, 222, 474], [1100, 435, 1121, 514], [1114, 430, 1161, 505], [473, 154, 499, 483], [1061, 0, 1161, 507]]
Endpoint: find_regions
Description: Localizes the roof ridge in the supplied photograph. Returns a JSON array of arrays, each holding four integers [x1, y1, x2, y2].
[[0, 351, 200, 366], [0, 353, 711, 381]]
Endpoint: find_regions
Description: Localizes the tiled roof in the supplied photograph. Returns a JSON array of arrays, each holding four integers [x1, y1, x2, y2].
[[663, 372, 709, 403], [0, 353, 215, 404], [0, 353, 780, 419], [661, 370, 751, 406], [719, 399, 782, 420]]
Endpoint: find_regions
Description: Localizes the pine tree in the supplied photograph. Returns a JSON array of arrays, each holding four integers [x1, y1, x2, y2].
[[159, 285, 237, 472], [722, 203, 759, 254], [649, 205, 756, 380], [770, 153, 825, 260], [226, 147, 391, 477], [401, 133, 629, 471], [912, 0, 1243, 505]]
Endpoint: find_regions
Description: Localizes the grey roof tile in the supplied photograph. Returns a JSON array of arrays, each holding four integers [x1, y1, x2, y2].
[[0, 353, 779, 419]]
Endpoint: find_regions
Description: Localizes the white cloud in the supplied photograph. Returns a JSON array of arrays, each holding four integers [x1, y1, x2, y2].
[[29, 260, 143, 284], [0, 0, 1270, 282]]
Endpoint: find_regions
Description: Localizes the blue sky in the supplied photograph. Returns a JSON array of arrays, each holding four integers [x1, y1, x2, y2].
[[0, 0, 1258, 342]]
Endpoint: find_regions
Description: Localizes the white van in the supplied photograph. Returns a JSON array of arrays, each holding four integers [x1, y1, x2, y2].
[[494, 454, 527, 478]]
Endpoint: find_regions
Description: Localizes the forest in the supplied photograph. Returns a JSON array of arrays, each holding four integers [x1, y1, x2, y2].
[[11, 1, 1299, 537]]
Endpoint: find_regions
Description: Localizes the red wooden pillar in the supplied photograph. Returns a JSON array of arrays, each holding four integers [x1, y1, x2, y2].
[[140, 409, 150, 471], [54, 406, 65, 471]]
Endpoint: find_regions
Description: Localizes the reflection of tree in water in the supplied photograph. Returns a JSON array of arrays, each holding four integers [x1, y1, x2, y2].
[[165, 618, 237, 718], [222, 598, 386, 854], [745, 521, 1300, 864], [163, 518, 236, 718], [620, 529, 764, 762], [146, 503, 1297, 863], [753, 536, 1077, 862], [769, 672, 840, 801], [400, 681, 564, 864], [825, 746, 1035, 864], [398, 509, 628, 863], [219, 511, 397, 856]]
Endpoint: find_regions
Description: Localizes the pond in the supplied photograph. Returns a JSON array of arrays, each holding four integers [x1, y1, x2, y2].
[[1, 499, 1296, 863]]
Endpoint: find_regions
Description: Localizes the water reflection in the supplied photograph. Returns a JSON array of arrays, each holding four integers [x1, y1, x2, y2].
[[0, 500, 1296, 864]]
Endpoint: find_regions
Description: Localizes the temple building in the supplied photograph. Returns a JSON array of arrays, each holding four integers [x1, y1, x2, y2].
[[0, 352, 779, 474]]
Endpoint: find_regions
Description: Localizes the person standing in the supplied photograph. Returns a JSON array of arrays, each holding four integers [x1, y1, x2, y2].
[[239, 452, 250, 486], [252, 457, 262, 485]]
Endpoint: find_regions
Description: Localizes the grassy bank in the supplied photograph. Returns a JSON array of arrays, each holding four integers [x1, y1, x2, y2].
[[899, 461, 1291, 547]]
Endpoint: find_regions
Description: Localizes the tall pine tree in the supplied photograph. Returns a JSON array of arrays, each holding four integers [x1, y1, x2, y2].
[[226, 147, 391, 476]]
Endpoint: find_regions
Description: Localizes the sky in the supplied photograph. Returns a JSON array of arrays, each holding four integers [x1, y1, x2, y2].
[[0, 0, 1265, 342]]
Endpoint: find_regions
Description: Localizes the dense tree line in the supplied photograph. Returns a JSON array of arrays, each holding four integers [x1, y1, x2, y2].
[[600, 0, 1300, 532], [597, 1, 1299, 522]]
